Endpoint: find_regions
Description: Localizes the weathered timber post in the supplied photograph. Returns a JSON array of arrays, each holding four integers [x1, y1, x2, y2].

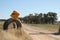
[[58, 24, 60, 34]]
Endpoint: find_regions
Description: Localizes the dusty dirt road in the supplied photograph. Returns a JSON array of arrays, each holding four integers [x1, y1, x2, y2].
[[0, 22, 60, 40], [22, 24, 60, 40], [0, 22, 32, 40]]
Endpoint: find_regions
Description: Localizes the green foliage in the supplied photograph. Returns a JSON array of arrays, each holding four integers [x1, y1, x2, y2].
[[22, 12, 57, 24]]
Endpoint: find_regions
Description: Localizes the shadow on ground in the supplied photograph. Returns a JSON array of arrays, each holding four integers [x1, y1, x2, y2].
[[29, 32, 60, 35]]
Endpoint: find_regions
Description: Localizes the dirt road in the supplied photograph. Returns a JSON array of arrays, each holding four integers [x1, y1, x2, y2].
[[0, 22, 32, 40], [22, 24, 60, 40], [0, 22, 60, 40]]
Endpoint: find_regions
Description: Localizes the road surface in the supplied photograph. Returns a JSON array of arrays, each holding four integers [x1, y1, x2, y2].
[[0, 22, 32, 40], [22, 24, 60, 40], [0, 22, 60, 40]]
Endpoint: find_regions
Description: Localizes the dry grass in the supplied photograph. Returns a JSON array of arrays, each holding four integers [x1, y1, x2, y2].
[[28, 24, 59, 32], [0, 21, 32, 40]]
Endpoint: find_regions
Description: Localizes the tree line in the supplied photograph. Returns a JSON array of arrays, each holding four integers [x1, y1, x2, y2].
[[20, 12, 57, 24]]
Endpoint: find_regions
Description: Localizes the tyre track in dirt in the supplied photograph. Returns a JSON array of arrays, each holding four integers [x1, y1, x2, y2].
[[23, 24, 60, 40]]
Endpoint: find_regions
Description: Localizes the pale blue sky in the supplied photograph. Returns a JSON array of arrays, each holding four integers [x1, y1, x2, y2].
[[0, 0, 60, 21]]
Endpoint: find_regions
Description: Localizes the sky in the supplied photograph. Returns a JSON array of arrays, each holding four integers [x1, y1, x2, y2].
[[0, 0, 60, 21]]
